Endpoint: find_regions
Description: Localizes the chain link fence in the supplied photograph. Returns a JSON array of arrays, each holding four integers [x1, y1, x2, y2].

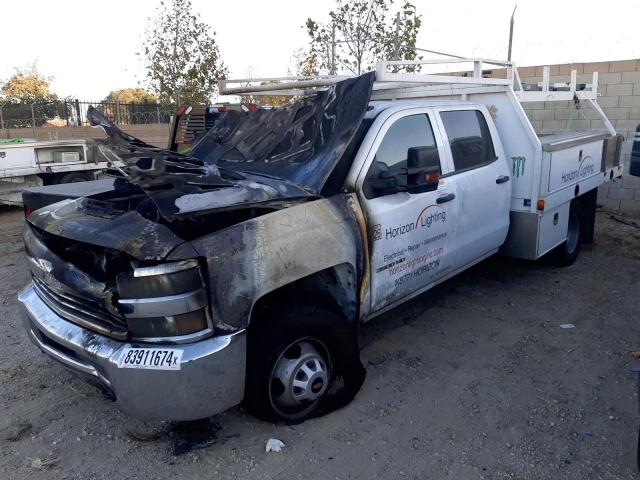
[[0, 100, 175, 129]]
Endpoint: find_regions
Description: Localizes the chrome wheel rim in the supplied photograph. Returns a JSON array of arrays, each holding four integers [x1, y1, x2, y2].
[[269, 338, 330, 419]]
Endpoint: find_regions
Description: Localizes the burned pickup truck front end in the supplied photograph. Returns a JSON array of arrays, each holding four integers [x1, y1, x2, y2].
[[18, 73, 373, 421], [19, 198, 246, 421]]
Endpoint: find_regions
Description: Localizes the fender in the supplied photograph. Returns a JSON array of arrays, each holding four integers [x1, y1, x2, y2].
[[168, 194, 366, 330]]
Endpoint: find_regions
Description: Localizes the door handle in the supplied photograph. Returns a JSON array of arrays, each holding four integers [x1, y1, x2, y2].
[[496, 175, 510, 184], [436, 193, 456, 204]]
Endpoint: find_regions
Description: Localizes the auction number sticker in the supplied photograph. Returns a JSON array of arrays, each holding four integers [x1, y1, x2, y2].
[[118, 348, 183, 370]]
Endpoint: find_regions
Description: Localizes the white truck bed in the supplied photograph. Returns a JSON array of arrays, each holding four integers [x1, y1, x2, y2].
[[0, 139, 116, 205]]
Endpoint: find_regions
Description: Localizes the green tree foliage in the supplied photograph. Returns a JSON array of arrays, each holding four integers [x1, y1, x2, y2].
[[103, 88, 157, 104], [141, 0, 227, 105], [305, 0, 421, 75], [1, 63, 58, 103]]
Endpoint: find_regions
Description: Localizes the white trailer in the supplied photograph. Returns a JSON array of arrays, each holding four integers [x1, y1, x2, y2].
[[0, 138, 116, 205]]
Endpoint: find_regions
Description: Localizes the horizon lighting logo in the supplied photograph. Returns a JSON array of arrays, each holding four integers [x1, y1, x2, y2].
[[384, 205, 446, 240], [561, 154, 595, 184]]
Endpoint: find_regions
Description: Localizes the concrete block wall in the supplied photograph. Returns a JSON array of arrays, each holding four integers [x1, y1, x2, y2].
[[506, 59, 640, 213], [0, 124, 170, 148]]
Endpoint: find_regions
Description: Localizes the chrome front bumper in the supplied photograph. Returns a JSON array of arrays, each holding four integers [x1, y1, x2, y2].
[[19, 285, 247, 421]]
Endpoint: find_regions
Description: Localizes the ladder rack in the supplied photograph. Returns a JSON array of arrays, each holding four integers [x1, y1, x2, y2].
[[219, 57, 601, 104]]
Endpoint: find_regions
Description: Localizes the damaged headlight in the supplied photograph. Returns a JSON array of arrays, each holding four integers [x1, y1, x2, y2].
[[116, 260, 211, 341]]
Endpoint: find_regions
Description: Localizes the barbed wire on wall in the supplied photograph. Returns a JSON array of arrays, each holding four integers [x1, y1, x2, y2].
[[0, 100, 175, 130]]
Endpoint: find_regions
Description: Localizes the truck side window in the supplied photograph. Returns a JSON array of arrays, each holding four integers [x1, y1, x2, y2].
[[363, 114, 438, 199], [440, 110, 496, 172], [375, 114, 436, 170]]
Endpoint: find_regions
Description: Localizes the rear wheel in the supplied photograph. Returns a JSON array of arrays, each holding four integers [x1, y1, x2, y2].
[[58, 172, 93, 184], [553, 205, 581, 266], [243, 303, 362, 422]]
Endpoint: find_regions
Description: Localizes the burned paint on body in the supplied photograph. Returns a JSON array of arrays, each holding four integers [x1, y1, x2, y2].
[[23, 192, 368, 337], [168, 194, 366, 330], [24, 224, 109, 305], [27, 198, 184, 261], [24, 73, 374, 334]]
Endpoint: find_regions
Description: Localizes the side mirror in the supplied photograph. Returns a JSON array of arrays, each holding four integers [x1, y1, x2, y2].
[[406, 146, 441, 193], [369, 169, 403, 195]]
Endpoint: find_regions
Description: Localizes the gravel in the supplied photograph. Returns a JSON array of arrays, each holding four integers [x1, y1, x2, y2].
[[1, 206, 639, 479]]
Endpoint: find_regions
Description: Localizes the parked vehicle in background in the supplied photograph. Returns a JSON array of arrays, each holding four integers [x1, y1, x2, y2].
[[630, 123, 640, 177], [0, 138, 115, 205], [168, 103, 260, 153], [18, 57, 623, 423]]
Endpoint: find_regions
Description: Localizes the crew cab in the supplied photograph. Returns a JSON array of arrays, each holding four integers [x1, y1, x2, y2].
[[18, 58, 623, 422]]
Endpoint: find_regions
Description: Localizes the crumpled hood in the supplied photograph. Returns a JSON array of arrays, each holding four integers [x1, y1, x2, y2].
[[27, 198, 186, 261], [89, 72, 374, 221], [89, 116, 311, 221]]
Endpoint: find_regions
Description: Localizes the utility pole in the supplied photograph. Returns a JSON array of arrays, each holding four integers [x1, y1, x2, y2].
[[30, 103, 36, 135], [508, 5, 517, 62], [393, 12, 401, 72], [115, 97, 121, 125], [393, 12, 401, 60], [74, 99, 81, 126], [330, 24, 336, 75]]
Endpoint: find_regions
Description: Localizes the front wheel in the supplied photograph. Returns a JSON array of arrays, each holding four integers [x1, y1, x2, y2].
[[552, 205, 581, 266], [269, 337, 332, 420], [243, 303, 364, 422]]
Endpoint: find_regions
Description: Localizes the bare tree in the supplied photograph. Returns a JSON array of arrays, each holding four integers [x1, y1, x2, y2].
[[305, 0, 422, 75]]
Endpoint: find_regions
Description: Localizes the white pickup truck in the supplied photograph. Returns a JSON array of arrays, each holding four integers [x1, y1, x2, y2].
[[18, 58, 623, 423], [0, 138, 114, 205]]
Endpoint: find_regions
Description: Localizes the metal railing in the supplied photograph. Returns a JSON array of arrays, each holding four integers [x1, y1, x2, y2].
[[0, 100, 175, 130]]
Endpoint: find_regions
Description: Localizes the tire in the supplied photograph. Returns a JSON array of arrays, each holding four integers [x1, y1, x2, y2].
[[243, 302, 364, 423], [552, 204, 581, 266], [58, 172, 93, 184]]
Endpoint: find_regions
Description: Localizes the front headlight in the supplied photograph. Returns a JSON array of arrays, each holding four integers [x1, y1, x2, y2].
[[116, 260, 210, 340]]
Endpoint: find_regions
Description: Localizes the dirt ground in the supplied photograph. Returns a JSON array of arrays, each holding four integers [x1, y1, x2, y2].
[[1, 206, 640, 480]]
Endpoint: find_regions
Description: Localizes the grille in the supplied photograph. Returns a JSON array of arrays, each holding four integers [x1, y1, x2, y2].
[[32, 276, 128, 341]]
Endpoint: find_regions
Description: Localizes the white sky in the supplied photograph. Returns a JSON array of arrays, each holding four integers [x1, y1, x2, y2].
[[2, 0, 639, 100]]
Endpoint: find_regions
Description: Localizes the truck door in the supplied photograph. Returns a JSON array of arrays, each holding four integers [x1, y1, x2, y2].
[[435, 108, 511, 270], [358, 111, 457, 312]]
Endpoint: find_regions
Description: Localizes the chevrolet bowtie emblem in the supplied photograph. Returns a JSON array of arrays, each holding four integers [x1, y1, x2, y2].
[[30, 257, 53, 273]]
